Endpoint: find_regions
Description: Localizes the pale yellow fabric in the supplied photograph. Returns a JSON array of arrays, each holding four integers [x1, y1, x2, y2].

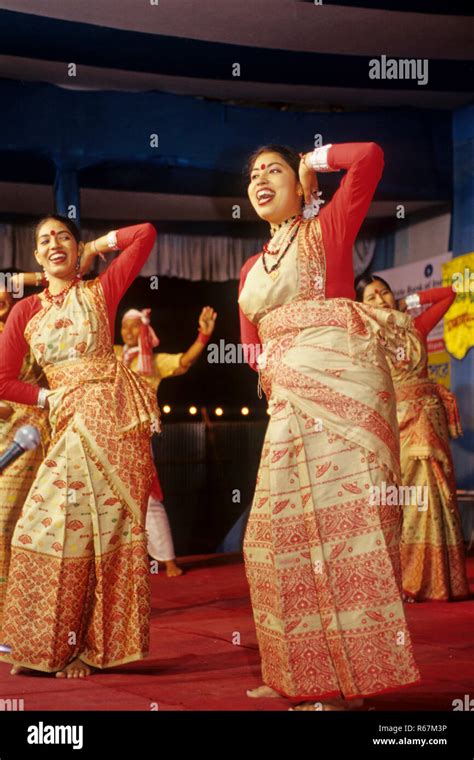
[[0, 279, 158, 671], [114, 346, 184, 393], [387, 320, 469, 601], [238, 218, 420, 699]]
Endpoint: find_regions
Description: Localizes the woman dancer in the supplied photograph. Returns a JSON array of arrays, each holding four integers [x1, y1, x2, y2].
[[0, 215, 159, 677], [116, 305, 217, 577], [0, 287, 50, 631], [356, 276, 469, 602], [238, 142, 420, 710]]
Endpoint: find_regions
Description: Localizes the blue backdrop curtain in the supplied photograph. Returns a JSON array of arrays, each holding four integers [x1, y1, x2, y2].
[[451, 102, 474, 489], [370, 230, 396, 273], [0, 80, 453, 226]]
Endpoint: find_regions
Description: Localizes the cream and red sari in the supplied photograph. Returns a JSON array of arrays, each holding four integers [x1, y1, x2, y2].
[[0, 277, 159, 671], [239, 218, 420, 700], [389, 323, 469, 602]]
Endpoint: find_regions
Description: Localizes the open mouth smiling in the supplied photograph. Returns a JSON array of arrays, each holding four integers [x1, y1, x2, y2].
[[256, 188, 276, 206]]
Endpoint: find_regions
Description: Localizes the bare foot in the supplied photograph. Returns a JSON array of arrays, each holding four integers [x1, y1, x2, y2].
[[10, 665, 36, 676], [290, 699, 345, 712], [289, 698, 364, 712], [246, 685, 280, 698], [56, 658, 93, 679], [165, 560, 183, 578], [347, 698, 364, 710]]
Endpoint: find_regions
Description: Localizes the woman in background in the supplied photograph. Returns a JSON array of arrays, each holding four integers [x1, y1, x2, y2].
[[115, 305, 217, 577], [356, 275, 469, 603]]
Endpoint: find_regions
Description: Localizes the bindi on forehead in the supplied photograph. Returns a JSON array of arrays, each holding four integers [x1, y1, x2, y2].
[[252, 160, 283, 174], [39, 227, 69, 239]]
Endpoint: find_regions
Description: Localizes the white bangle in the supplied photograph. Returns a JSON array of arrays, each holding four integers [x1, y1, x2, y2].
[[107, 230, 118, 250], [37, 388, 48, 409], [305, 144, 335, 172], [405, 293, 421, 309]]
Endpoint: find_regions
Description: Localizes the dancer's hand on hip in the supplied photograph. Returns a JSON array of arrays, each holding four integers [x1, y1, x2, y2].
[[0, 402, 13, 420]]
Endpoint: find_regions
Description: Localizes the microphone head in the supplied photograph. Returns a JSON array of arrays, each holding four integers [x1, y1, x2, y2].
[[13, 425, 41, 451]]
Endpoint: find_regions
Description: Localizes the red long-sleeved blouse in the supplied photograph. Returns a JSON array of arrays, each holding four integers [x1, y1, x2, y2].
[[0, 223, 157, 405], [412, 286, 456, 341], [239, 143, 384, 370]]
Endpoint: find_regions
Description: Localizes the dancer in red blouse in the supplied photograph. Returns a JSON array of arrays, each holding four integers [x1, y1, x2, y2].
[[239, 143, 382, 368], [239, 143, 420, 709], [357, 276, 469, 602], [0, 215, 159, 677]]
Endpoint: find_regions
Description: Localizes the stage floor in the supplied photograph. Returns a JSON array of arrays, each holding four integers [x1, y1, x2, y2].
[[0, 554, 473, 711]]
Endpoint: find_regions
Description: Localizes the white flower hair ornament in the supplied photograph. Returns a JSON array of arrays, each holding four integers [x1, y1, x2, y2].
[[303, 190, 325, 220]]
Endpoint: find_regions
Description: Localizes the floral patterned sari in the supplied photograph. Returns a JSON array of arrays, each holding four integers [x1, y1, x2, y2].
[[1, 278, 158, 671], [389, 321, 469, 601], [0, 353, 49, 631], [239, 218, 420, 699]]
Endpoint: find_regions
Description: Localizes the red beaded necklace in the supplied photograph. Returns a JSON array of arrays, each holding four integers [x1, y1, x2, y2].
[[43, 275, 80, 307], [262, 214, 302, 277]]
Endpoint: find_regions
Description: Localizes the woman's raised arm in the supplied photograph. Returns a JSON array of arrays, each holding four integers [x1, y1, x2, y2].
[[319, 142, 385, 255], [98, 223, 157, 330], [412, 286, 456, 339]]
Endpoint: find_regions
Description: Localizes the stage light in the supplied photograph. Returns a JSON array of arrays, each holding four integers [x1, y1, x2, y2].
[[241, 407, 249, 416], [163, 405, 171, 414], [215, 407, 223, 417], [189, 406, 197, 415]]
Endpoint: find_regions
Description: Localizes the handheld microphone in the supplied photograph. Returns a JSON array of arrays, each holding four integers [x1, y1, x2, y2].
[[0, 425, 41, 474]]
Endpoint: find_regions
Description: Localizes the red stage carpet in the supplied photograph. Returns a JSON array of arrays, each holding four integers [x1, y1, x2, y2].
[[0, 554, 473, 711]]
